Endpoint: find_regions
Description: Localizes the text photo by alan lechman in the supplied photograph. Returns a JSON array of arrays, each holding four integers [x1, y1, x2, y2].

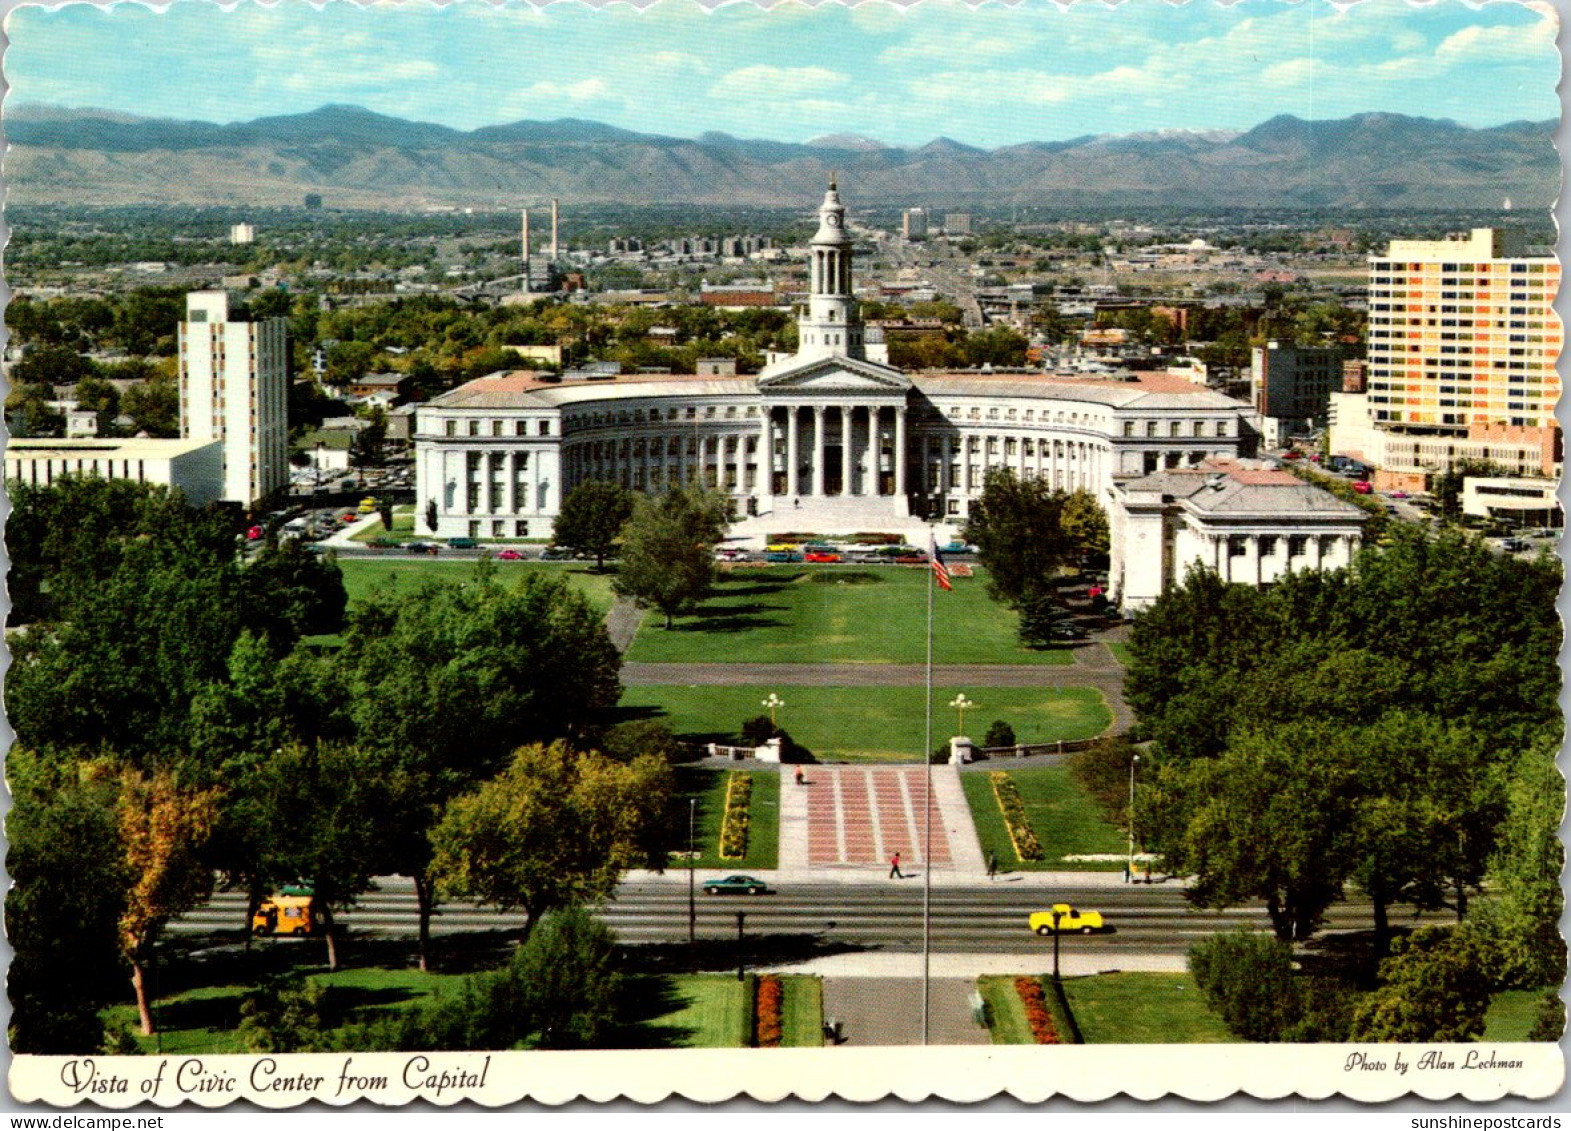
[[1, 0, 1566, 1109]]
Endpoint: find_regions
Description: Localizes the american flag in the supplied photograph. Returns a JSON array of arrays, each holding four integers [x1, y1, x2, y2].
[[928, 534, 953, 591]]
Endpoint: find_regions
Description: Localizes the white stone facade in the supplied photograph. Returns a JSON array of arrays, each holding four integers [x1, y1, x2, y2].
[[414, 186, 1256, 540], [6, 437, 226, 509], [1110, 461, 1366, 611]]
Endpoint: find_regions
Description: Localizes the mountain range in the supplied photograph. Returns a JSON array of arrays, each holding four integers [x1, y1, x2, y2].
[[4, 103, 1558, 212]]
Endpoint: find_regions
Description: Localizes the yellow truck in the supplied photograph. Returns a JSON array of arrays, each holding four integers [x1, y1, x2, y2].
[[251, 884, 322, 937], [357, 497, 378, 515]]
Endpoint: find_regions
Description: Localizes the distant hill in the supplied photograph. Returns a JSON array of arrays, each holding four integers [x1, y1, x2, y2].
[[4, 104, 1557, 212]]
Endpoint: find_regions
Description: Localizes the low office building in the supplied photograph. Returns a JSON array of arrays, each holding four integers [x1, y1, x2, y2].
[[6, 437, 225, 508], [1109, 459, 1367, 610]]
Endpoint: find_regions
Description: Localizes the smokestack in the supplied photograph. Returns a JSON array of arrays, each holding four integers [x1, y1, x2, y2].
[[550, 198, 559, 259], [521, 208, 531, 262]]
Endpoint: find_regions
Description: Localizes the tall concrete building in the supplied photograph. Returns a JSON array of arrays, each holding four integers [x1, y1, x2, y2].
[[177, 291, 289, 507], [901, 208, 927, 240], [1251, 340, 1344, 445]]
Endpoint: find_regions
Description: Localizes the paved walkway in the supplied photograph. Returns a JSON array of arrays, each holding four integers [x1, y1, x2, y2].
[[778, 764, 986, 878], [604, 595, 645, 654], [821, 977, 989, 1046]]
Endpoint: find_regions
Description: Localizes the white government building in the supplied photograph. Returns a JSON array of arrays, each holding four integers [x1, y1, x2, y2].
[[413, 183, 1364, 603], [415, 184, 1254, 538]]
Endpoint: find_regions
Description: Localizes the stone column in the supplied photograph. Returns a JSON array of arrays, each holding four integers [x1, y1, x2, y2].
[[758, 409, 773, 505], [786, 406, 800, 497], [894, 406, 907, 499], [939, 436, 951, 498], [812, 406, 826, 497], [841, 406, 853, 497]]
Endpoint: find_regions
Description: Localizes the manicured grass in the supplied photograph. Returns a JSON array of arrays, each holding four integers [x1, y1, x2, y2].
[[625, 565, 1073, 666], [335, 559, 617, 614], [1484, 989, 1553, 1041], [102, 965, 471, 1054], [641, 975, 749, 1048], [1060, 972, 1238, 1043], [960, 766, 1128, 871], [780, 975, 824, 1048], [669, 767, 779, 870], [978, 975, 1035, 1045], [621, 686, 1112, 761], [1107, 642, 1134, 666]]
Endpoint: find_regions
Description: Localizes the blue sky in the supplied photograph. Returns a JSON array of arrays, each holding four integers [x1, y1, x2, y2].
[[5, 0, 1560, 148]]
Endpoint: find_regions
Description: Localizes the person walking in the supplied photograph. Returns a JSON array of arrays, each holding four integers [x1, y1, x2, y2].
[[794, 766, 805, 786], [986, 852, 998, 882], [889, 852, 903, 880]]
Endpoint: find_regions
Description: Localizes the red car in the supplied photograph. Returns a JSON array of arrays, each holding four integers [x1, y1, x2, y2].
[[893, 553, 927, 565], [1352, 481, 1374, 494], [804, 550, 841, 563], [495, 549, 524, 561]]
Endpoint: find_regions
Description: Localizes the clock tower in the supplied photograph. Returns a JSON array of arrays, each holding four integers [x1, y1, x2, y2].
[[798, 177, 866, 361]]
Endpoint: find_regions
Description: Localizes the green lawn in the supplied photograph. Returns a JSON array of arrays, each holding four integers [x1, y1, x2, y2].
[[780, 975, 824, 1048], [978, 975, 1035, 1045], [335, 559, 617, 614], [669, 767, 780, 870], [1107, 642, 1134, 666], [960, 766, 1128, 870], [103, 965, 471, 1054], [1483, 989, 1554, 1041], [621, 685, 1112, 761], [1061, 972, 1238, 1044], [638, 974, 749, 1048], [625, 566, 1073, 666]]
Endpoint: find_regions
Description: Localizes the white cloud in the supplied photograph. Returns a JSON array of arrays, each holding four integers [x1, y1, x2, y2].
[[1434, 18, 1557, 66], [707, 64, 850, 100], [525, 77, 612, 102]]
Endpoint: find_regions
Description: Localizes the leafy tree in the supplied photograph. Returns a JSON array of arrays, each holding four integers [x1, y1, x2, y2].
[[1060, 488, 1110, 558], [6, 382, 65, 437], [114, 764, 225, 1034], [1348, 926, 1493, 1042], [241, 744, 395, 971], [598, 719, 689, 765], [429, 742, 671, 938], [73, 374, 122, 434], [983, 720, 1017, 749], [351, 406, 388, 467], [338, 570, 621, 967], [508, 905, 622, 1048], [243, 538, 349, 647], [962, 468, 1076, 608], [1188, 930, 1302, 1041], [1474, 744, 1566, 988], [11, 343, 94, 387], [1150, 722, 1357, 941], [554, 480, 635, 569], [5, 749, 128, 1053], [613, 486, 725, 628], [120, 373, 181, 436]]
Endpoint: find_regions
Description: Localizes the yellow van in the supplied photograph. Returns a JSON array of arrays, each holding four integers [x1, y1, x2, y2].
[[252, 885, 322, 937], [357, 497, 378, 514]]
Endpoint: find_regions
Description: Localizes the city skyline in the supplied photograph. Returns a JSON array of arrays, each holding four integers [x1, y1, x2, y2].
[[6, 0, 1560, 150]]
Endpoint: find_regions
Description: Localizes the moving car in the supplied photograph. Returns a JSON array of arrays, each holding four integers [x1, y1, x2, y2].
[[447, 537, 478, 550], [540, 545, 573, 560], [1028, 903, 1106, 935], [495, 549, 524, 560], [702, 874, 772, 896]]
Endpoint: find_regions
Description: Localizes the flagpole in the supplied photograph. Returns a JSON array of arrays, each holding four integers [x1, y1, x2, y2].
[[922, 520, 934, 1047]]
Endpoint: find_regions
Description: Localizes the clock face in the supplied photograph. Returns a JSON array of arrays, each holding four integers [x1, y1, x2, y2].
[[826, 213, 842, 228]]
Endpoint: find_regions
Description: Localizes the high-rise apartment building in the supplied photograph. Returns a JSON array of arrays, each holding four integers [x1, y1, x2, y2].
[[1366, 229, 1560, 433], [177, 291, 289, 507], [901, 208, 927, 240]]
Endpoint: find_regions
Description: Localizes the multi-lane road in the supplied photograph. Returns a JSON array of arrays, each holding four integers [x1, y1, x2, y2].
[[169, 876, 1386, 959]]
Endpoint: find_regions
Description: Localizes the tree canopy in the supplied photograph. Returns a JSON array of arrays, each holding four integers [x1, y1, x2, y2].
[[613, 485, 727, 628], [553, 480, 635, 569]]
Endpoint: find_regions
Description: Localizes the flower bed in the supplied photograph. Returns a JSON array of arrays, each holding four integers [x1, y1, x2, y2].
[[755, 975, 784, 1048], [990, 772, 1045, 861], [1015, 976, 1061, 1045], [720, 772, 753, 859]]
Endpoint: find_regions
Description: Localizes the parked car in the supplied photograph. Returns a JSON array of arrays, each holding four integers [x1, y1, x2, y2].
[[405, 541, 439, 555], [702, 875, 772, 896], [1388, 490, 1409, 499], [1352, 481, 1374, 494], [495, 549, 524, 561], [715, 547, 746, 562], [447, 537, 478, 550], [540, 545, 573, 560], [765, 550, 802, 563], [804, 550, 842, 563], [1028, 904, 1106, 935]]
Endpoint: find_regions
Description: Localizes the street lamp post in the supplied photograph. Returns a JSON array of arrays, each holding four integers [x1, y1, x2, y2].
[[1127, 753, 1140, 883], [762, 693, 784, 730], [1052, 907, 1062, 983], [688, 797, 697, 950], [948, 694, 975, 736]]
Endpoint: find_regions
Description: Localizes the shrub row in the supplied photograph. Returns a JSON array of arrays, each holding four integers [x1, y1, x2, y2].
[[720, 772, 752, 859], [1014, 977, 1061, 1045], [755, 975, 784, 1048], [989, 772, 1045, 862]]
